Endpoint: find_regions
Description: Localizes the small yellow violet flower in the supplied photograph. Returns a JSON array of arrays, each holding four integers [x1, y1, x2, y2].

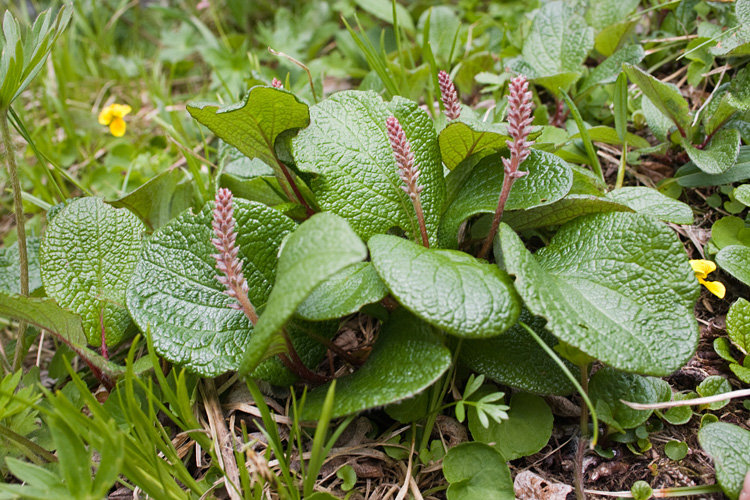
[[98, 103, 131, 137], [690, 259, 726, 298]]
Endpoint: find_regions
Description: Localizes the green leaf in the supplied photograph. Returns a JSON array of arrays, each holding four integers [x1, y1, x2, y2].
[[522, 1, 593, 78], [438, 120, 509, 171], [502, 195, 633, 232], [353, 0, 415, 33], [439, 150, 572, 248], [734, 184, 750, 206], [41, 198, 145, 346], [595, 20, 639, 57], [187, 86, 309, 174], [675, 146, 750, 187], [728, 66, 750, 111], [727, 298, 750, 354], [580, 45, 645, 93], [300, 308, 451, 419], [711, 216, 750, 250], [293, 91, 445, 246], [239, 213, 367, 374], [498, 212, 700, 376], [127, 198, 296, 377], [630, 480, 653, 500], [614, 74, 629, 143], [443, 442, 514, 500], [715, 337, 737, 364], [699, 423, 750, 500], [623, 64, 692, 135], [570, 126, 651, 150], [0, 293, 126, 379], [109, 168, 195, 230], [49, 415, 92, 498], [730, 362, 750, 383], [659, 393, 696, 425], [681, 128, 741, 175], [586, 0, 640, 29], [469, 392, 552, 460], [664, 440, 689, 461], [696, 375, 732, 411], [336, 464, 357, 492], [459, 309, 576, 395], [369, 235, 520, 338], [642, 94, 674, 143], [703, 84, 737, 137], [217, 145, 287, 207], [295, 262, 387, 321], [717, 245, 750, 286], [604, 187, 693, 224], [589, 367, 671, 432], [0, 237, 42, 295]]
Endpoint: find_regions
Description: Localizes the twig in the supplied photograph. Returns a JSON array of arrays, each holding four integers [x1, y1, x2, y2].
[[621, 388, 750, 410], [201, 378, 242, 500]]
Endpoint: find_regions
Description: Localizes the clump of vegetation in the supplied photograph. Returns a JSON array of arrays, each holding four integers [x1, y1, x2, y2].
[[0, 1, 749, 499]]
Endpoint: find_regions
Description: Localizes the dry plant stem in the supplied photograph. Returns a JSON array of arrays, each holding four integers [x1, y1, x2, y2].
[[575, 364, 591, 500], [1, 109, 29, 372], [201, 378, 242, 500]]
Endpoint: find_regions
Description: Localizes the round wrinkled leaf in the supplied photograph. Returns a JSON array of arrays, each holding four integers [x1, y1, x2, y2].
[[127, 199, 296, 377], [438, 119, 509, 171], [439, 150, 572, 249], [469, 392, 553, 461], [0, 237, 42, 295], [681, 128, 741, 175], [699, 423, 750, 500], [42, 198, 145, 346], [717, 245, 750, 286], [292, 91, 445, 246], [300, 309, 451, 419], [604, 187, 693, 224], [369, 235, 521, 338], [443, 442, 514, 500], [295, 262, 387, 321], [499, 212, 700, 376], [727, 298, 750, 354], [503, 195, 632, 232], [696, 376, 732, 411], [665, 440, 689, 461], [459, 309, 575, 395], [589, 367, 671, 432]]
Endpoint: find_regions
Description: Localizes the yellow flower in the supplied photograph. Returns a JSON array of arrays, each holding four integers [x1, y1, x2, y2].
[[98, 103, 131, 137], [690, 259, 725, 298]]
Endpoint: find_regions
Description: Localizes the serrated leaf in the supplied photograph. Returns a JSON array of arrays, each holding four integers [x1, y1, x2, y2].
[[604, 187, 693, 224], [699, 423, 750, 500], [0, 237, 42, 295], [438, 120, 509, 171], [570, 125, 651, 150], [681, 128, 741, 175], [300, 308, 451, 419], [469, 392, 552, 460], [696, 375, 732, 410], [502, 195, 633, 232], [187, 86, 309, 175], [41, 198, 145, 346], [293, 91, 445, 245], [717, 245, 750, 286], [727, 298, 750, 354], [295, 262, 387, 321], [459, 309, 575, 395], [522, 1, 593, 78], [589, 367, 671, 432], [439, 150, 572, 248], [127, 199, 296, 377], [239, 213, 367, 374], [580, 45, 645, 92], [498, 212, 700, 376], [109, 168, 195, 230], [624, 64, 692, 134], [369, 235, 520, 338], [443, 442, 514, 500]]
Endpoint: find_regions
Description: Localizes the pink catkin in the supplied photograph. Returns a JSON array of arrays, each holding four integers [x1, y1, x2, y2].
[[503, 74, 534, 173], [386, 116, 423, 200], [211, 188, 249, 311], [271, 78, 283, 89], [438, 70, 461, 121]]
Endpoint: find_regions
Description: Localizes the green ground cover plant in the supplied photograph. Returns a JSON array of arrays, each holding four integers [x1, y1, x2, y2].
[[0, 0, 750, 499]]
